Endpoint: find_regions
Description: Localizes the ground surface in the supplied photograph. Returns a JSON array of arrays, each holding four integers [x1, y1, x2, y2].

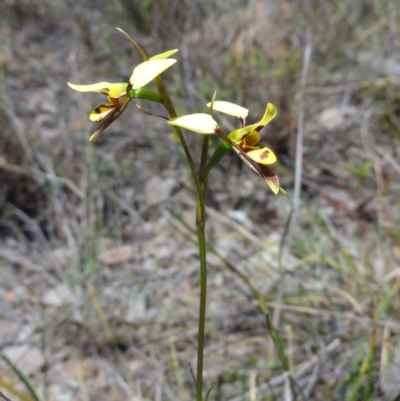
[[1, 1, 400, 400]]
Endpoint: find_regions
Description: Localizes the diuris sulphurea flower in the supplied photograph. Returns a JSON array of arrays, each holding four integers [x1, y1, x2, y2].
[[167, 101, 285, 195], [68, 49, 178, 142]]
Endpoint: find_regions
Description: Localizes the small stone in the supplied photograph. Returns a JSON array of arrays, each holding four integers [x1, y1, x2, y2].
[[144, 176, 177, 206], [318, 107, 344, 130], [43, 284, 75, 307], [99, 245, 137, 266]]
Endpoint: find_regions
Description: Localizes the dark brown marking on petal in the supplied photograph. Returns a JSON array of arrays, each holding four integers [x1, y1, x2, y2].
[[233, 147, 264, 178], [90, 99, 130, 141], [258, 164, 276, 178], [259, 149, 270, 160], [94, 104, 115, 114], [101, 88, 110, 94]]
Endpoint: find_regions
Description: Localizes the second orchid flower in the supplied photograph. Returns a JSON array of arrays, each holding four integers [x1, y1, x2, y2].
[[167, 101, 285, 195]]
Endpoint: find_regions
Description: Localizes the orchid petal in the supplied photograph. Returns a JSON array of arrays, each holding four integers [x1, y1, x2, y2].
[[168, 114, 218, 134], [150, 49, 179, 60], [265, 176, 280, 195], [257, 164, 280, 195], [228, 127, 249, 144], [68, 82, 127, 97], [244, 102, 277, 133], [206, 101, 249, 120], [129, 59, 177, 88], [89, 100, 130, 142], [229, 102, 277, 143], [246, 147, 277, 165], [233, 148, 281, 195], [257, 102, 277, 127], [89, 104, 117, 122]]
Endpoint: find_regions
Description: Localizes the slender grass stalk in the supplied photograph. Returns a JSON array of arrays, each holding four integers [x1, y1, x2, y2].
[[0, 386, 35, 401], [0, 352, 44, 401], [169, 209, 296, 393]]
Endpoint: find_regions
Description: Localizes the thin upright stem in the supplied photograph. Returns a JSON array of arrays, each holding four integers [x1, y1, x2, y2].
[[119, 30, 210, 400], [195, 202, 207, 401], [158, 67, 209, 401], [194, 135, 209, 401]]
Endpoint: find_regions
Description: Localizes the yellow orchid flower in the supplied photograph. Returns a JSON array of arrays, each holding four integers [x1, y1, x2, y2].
[[168, 101, 285, 195], [68, 50, 178, 142]]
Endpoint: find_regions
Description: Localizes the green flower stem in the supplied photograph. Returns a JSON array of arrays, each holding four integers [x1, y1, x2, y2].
[[195, 203, 207, 401], [157, 75, 208, 401], [119, 29, 209, 400], [194, 135, 209, 401], [200, 135, 210, 186]]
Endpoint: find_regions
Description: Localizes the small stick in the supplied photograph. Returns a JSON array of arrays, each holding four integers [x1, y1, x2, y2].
[[0, 391, 12, 401]]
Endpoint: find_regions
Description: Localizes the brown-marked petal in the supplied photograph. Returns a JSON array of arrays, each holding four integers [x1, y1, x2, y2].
[[233, 148, 280, 195], [265, 176, 280, 195], [258, 164, 280, 195], [89, 104, 117, 122], [246, 147, 277, 165], [89, 100, 130, 142]]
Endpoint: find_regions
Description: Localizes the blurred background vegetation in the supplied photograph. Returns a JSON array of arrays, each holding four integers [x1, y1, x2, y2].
[[0, 0, 400, 400]]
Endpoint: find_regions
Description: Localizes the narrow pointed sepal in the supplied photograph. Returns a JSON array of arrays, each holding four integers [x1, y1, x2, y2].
[[150, 49, 179, 60]]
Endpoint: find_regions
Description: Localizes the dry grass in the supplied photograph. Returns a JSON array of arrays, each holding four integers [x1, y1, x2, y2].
[[0, 0, 400, 400]]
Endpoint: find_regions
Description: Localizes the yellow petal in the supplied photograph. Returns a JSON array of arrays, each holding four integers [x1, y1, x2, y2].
[[206, 101, 249, 119], [150, 49, 179, 60], [246, 147, 277, 165], [233, 148, 281, 194], [258, 164, 280, 195], [68, 82, 127, 97], [129, 59, 177, 89], [229, 102, 277, 143], [246, 102, 277, 132], [89, 104, 117, 122], [167, 114, 218, 134], [265, 176, 280, 195], [89, 100, 130, 142], [228, 127, 249, 144]]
